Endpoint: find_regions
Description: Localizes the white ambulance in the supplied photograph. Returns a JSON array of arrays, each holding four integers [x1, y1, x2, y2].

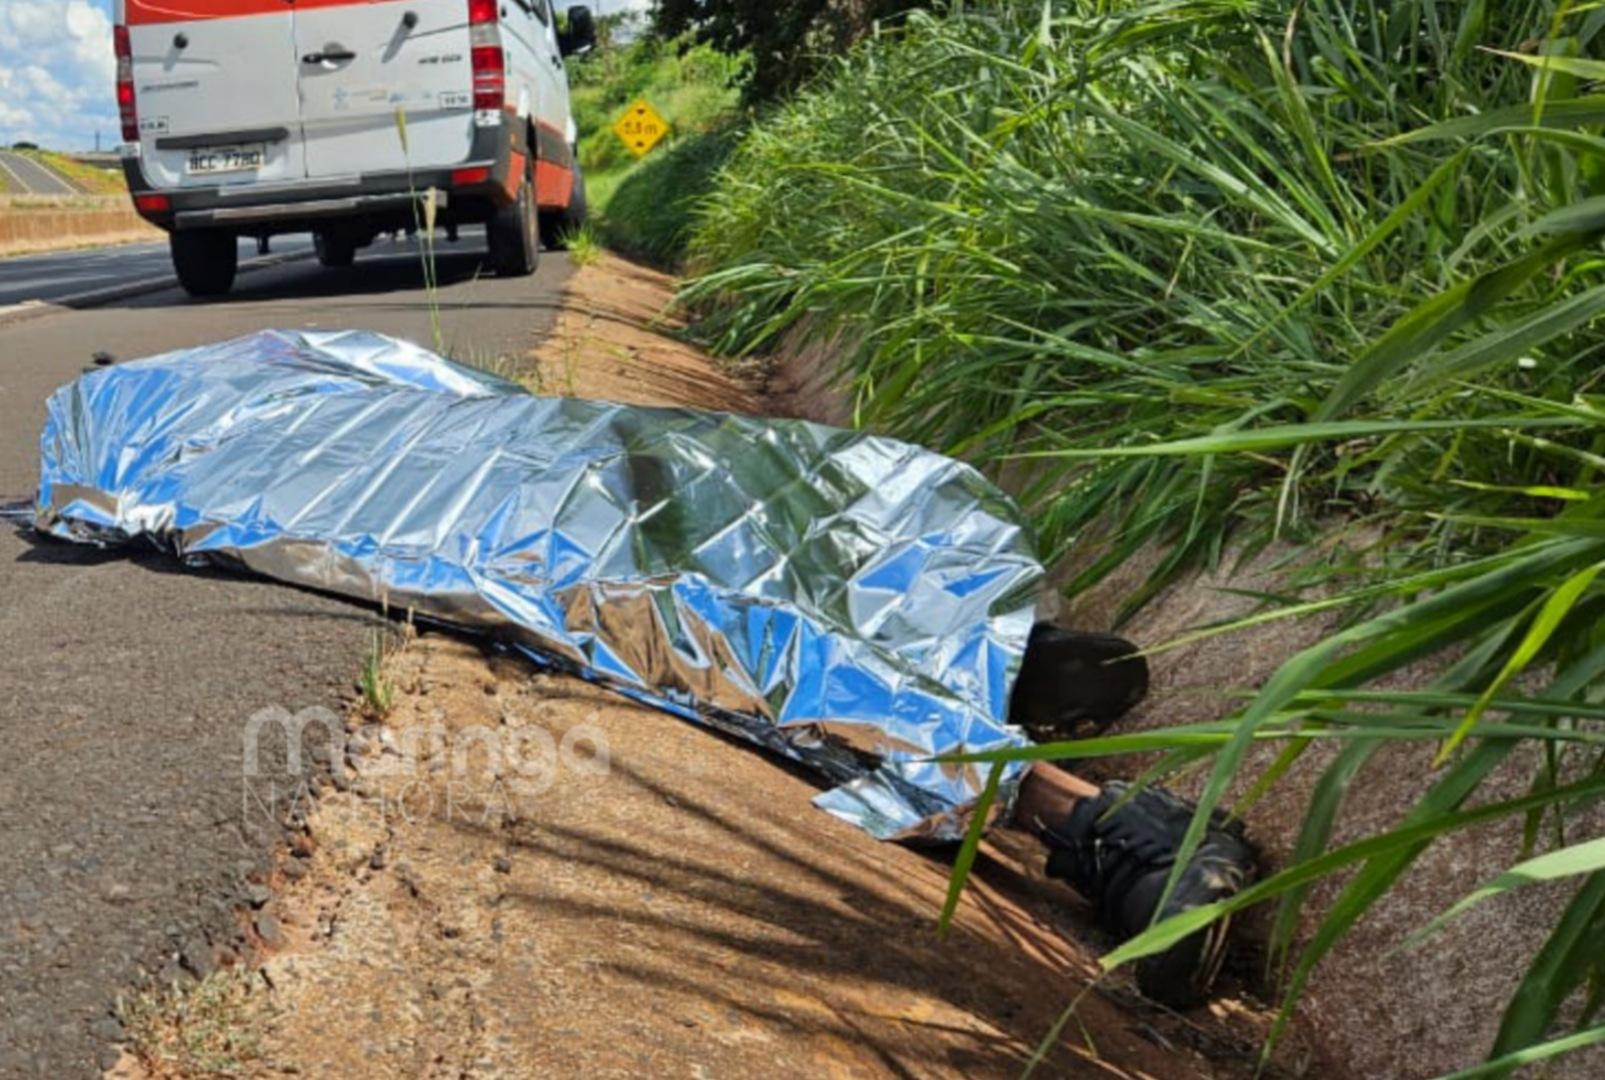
[[114, 0, 595, 297]]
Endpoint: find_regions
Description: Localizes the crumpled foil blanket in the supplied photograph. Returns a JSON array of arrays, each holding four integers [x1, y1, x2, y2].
[[34, 329, 1043, 840]]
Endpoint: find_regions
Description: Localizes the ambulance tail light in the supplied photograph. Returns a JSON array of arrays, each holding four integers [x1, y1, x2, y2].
[[469, 0, 505, 111], [115, 25, 138, 143], [471, 46, 505, 111]]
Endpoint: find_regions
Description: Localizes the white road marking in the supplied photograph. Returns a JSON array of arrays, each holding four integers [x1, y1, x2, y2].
[[0, 155, 28, 194], [0, 152, 77, 195]]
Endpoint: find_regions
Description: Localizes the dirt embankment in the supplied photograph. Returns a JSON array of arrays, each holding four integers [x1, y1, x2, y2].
[[0, 196, 159, 259], [110, 255, 1304, 1080]]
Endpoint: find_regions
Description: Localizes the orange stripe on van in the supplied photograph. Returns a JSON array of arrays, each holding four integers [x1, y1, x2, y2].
[[535, 160, 572, 210], [504, 151, 526, 201], [127, 0, 407, 26]]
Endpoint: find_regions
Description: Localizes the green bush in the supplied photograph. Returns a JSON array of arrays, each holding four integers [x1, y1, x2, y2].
[[652, 0, 927, 101], [680, 2, 1605, 1073]]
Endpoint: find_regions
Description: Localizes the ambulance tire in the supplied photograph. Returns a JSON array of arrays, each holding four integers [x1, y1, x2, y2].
[[488, 156, 540, 277], [539, 164, 587, 251], [170, 229, 238, 298]]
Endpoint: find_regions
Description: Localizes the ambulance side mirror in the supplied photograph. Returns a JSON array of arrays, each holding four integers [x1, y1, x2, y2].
[[559, 6, 596, 57]]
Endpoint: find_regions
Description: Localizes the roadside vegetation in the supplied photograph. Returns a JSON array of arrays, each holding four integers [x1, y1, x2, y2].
[[120, 969, 273, 1076], [358, 626, 396, 720], [561, 221, 604, 267], [20, 150, 125, 195], [567, 28, 743, 263], [0, 195, 157, 258], [650, 1, 1605, 1073], [652, 0, 923, 102]]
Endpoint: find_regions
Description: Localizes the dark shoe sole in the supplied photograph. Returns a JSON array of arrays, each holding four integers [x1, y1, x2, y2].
[[1010, 623, 1149, 740]]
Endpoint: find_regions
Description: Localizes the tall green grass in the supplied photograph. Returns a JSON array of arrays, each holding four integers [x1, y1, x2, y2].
[[680, 1, 1605, 1073], [686, 2, 1601, 590]]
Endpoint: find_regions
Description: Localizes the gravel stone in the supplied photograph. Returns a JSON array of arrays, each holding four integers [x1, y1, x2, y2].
[[255, 915, 286, 950], [88, 1015, 125, 1043]]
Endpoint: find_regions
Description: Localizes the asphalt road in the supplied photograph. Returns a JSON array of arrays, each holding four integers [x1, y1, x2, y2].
[[0, 152, 76, 196], [0, 237, 572, 1077], [0, 235, 316, 308]]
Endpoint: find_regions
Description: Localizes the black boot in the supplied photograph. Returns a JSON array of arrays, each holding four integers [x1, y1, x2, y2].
[[1042, 781, 1255, 1008]]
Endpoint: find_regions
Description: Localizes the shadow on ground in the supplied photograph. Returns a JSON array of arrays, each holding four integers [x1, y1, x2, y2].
[[232, 635, 1285, 1079]]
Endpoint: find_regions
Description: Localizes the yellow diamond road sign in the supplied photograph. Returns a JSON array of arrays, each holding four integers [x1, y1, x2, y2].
[[613, 98, 669, 158]]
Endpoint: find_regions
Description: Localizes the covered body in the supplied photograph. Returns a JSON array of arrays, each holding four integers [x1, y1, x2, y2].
[[35, 330, 1041, 839]]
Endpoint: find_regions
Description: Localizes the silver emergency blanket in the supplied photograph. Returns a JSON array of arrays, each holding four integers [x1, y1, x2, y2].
[[33, 330, 1042, 840]]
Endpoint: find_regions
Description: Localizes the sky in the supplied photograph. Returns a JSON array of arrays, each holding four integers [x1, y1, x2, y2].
[[0, 0, 651, 152], [0, 1, 118, 151]]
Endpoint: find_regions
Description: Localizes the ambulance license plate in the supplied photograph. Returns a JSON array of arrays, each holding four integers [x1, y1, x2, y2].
[[186, 144, 265, 175]]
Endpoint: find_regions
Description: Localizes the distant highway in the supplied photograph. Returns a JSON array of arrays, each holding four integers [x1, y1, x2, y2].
[[0, 151, 77, 195]]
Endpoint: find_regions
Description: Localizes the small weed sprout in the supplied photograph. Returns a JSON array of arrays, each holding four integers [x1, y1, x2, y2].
[[453, 344, 523, 381], [360, 626, 396, 720], [563, 222, 603, 267], [395, 107, 445, 354]]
